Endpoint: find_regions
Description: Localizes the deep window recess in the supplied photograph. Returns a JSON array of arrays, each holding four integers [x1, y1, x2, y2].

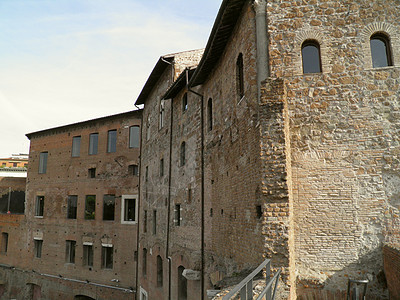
[[301, 40, 322, 73], [65, 240, 76, 263], [236, 53, 244, 99], [129, 126, 140, 148], [160, 158, 164, 177], [67, 195, 77, 219], [182, 93, 188, 112], [103, 194, 115, 221], [142, 248, 147, 276], [370, 33, 393, 68], [89, 133, 98, 155], [144, 210, 148, 233], [1, 233, 8, 253], [153, 210, 157, 235], [101, 245, 113, 269], [157, 255, 163, 287], [85, 195, 96, 220], [178, 265, 188, 300], [128, 164, 139, 176], [122, 196, 136, 223], [38, 152, 48, 174], [180, 142, 186, 167], [35, 196, 44, 217], [207, 98, 213, 131], [107, 130, 117, 153], [71, 136, 81, 157], [145, 166, 149, 182], [175, 204, 181, 226], [83, 244, 93, 267], [34, 239, 43, 258], [159, 100, 165, 129], [88, 168, 96, 178]]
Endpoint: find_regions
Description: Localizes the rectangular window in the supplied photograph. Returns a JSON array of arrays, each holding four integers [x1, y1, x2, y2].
[[103, 194, 115, 221], [101, 245, 113, 269], [153, 210, 157, 235], [121, 196, 136, 223], [85, 195, 96, 220], [1, 233, 8, 253], [175, 204, 181, 226], [67, 195, 77, 219], [89, 133, 98, 155], [128, 164, 139, 176], [83, 244, 93, 267], [71, 136, 81, 157], [160, 158, 164, 177], [35, 196, 44, 217], [65, 240, 76, 263], [34, 239, 43, 258], [159, 100, 165, 129], [88, 168, 96, 178], [38, 152, 48, 174], [129, 126, 140, 148], [107, 130, 117, 153], [145, 166, 148, 182], [142, 248, 147, 277]]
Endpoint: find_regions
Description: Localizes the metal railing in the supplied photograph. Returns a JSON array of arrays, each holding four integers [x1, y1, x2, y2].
[[222, 259, 281, 300]]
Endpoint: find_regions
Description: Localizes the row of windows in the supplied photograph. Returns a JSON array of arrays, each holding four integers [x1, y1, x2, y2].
[[301, 32, 394, 74], [33, 239, 114, 269], [35, 195, 137, 223], [71, 126, 140, 158]]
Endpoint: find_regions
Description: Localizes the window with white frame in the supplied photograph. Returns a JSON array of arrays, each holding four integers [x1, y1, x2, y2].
[[34, 239, 43, 258], [65, 240, 76, 263], [101, 244, 113, 269], [121, 195, 137, 224], [35, 196, 44, 217]]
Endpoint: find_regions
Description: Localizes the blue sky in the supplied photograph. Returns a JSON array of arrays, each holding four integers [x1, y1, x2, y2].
[[0, 0, 222, 157]]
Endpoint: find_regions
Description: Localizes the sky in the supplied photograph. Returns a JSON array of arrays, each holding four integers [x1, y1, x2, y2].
[[0, 0, 222, 158]]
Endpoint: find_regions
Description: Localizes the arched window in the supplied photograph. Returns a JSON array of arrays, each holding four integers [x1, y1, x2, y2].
[[157, 255, 163, 287], [180, 142, 186, 167], [301, 40, 322, 73], [236, 53, 244, 99], [178, 266, 187, 300], [370, 33, 393, 68], [207, 98, 213, 132]]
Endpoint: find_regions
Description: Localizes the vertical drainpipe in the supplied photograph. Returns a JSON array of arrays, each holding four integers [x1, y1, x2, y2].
[[253, 0, 269, 101]]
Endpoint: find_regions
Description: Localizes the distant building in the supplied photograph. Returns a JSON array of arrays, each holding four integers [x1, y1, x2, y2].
[[0, 154, 28, 178]]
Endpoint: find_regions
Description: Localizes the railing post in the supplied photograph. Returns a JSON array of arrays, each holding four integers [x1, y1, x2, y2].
[[247, 279, 253, 299], [265, 260, 271, 300], [240, 286, 247, 299]]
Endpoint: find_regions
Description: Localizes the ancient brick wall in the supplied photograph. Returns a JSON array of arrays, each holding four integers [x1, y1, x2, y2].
[[383, 244, 400, 300]]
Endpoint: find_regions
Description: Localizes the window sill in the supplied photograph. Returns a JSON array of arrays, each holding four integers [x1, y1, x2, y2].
[[121, 221, 137, 225], [365, 65, 396, 71], [34, 216, 43, 219]]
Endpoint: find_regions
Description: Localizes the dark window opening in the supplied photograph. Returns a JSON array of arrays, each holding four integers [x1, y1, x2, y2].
[[123, 197, 136, 222], [101, 246, 113, 269], [178, 265, 187, 300], [256, 205, 262, 219], [160, 158, 164, 177], [107, 130, 117, 153], [34, 240, 43, 258], [1, 233, 8, 253], [157, 255, 163, 287], [35, 196, 44, 217], [88, 168, 96, 178], [153, 210, 157, 235], [301, 40, 322, 73], [129, 126, 140, 148], [103, 194, 115, 221], [182, 93, 188, 112], [89, 133, 98, 155], [145, 166, 149, 182], [370, 33, 393, 68], [236, 53, 244, 99], [71, 136, 81, 157], [85, 195, 96, 220], [207, 98, 213, 131], [175, 204, 181, 226], [144, 210, 147, 233], [159, 101, 165, 129], [128, 164, 139, 176], [38, 152, 48, 174], [83, 245, 93, 267], [142, 248, 147, 276], [180, 142, 186, 167], [67, 195, 77, 219], [66, 240, 76, 263]]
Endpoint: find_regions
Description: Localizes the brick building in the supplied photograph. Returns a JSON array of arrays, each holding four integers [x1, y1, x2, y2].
[[135, 0, 400, 299], [0, 110, 141, 299]]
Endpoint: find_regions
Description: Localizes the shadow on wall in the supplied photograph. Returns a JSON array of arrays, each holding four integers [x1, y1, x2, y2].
[[296, 247, 388, 300]]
